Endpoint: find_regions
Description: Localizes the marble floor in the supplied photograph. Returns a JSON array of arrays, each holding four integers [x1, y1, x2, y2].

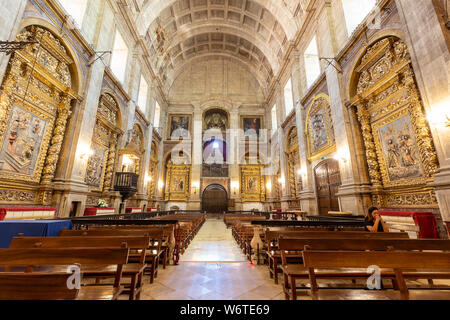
[[139, 217, 285, 300]]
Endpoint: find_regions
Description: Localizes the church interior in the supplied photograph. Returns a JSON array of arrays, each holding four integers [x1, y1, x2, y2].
[[0, 0, 449, 301]]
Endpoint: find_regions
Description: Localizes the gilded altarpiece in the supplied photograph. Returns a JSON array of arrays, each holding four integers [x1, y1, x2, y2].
[[85, 94, 122, 207], [305, 94, 336, 161], [240, 157, 265, 202], [0, 25, 76, 205], [352, 37, 439, 208], [286, 126, 302, 201], [165, 161, 191, 202]]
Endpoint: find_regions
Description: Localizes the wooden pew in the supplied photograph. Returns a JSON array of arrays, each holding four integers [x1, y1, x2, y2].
[[0, 247, 129, 300], [278, 238, 450, 300], [87, 225, 174, 269], [9, 236, 150, 300], [0, 272, 81, 300], [266, 230, 409, 284], [302, 249, 450, 300], [59, 228, 163, 284]]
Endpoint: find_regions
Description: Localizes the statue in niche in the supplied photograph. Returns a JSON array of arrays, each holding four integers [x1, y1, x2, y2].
[[205, 112, 227, 131]]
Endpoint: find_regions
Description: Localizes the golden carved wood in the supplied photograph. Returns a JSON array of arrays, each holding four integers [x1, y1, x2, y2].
[[352, 36, 439, 208]]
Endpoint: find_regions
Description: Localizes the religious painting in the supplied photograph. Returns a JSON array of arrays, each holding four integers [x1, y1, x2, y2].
[[168, 115, 191, 139], [240, 165, 265, 202], [306, 94, 336, 161], [204, 109, 228, 131], [242, 116, 263, 137], [85, 144, 108, 189], [165, 161, 191, 201], [375, 113, 423, 184], [310, 110, 328, 150], [0, 105, 48, 177]]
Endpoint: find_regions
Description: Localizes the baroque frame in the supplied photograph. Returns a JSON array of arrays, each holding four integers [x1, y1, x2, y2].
[[305, 93, 336, 161], [372, 106, 425, 188], [240, 165, 265, 202], [167, 114, 192, 140], [0, 97, 55, 184]]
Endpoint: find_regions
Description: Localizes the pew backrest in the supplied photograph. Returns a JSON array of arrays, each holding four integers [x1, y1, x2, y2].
[[0, 272, 80, 300]]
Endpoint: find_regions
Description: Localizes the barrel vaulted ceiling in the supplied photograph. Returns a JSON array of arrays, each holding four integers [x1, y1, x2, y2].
[[135, 0, 305, 98]]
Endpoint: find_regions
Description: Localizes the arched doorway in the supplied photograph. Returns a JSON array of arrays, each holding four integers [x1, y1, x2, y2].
[[202, 184, 228, 213], [314, 159, 342, 215]]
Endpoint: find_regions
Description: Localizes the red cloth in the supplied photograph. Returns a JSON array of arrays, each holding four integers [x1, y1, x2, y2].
[[83, 208, 115, 216], [380, 211, 438, 239], [125, 208, 142, 214], [0, 208, 57, 221]]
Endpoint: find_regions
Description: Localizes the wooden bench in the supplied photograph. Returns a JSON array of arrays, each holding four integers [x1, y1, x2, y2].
[[0, 247, 129, 300], [9, 235, 150, 300], [302, 249, 450, 300], [0, 272, 81, 300], [268, 231, 409, 284], [278, 238, 450, 300], [59, 228, 163, 284], [88, 225, 175, 269]]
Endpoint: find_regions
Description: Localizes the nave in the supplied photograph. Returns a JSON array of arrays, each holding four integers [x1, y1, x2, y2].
[[136, 218, 283, 300]]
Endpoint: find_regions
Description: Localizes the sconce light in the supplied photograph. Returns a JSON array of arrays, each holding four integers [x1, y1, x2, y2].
[[427, 100, 450, 128], [266, 181, 272, 191], [278, 176, 285, 184], [334, 148, 350, 164], [231, 181, 239, 195], [192, 182, 200, 194], [158, 180, 164, 190], [78, 143, 93, 161], [145, 174, 152, 183]]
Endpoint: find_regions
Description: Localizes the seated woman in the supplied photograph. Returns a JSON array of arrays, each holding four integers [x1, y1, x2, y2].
[[364, 207, 390, 233]]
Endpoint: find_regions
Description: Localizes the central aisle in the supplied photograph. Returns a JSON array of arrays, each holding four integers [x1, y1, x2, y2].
[[141, 217, 284, 300]]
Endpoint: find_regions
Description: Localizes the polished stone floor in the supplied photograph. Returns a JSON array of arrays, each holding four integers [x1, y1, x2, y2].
[[127, 217, 450, 300], [139, 217, 285, 300]]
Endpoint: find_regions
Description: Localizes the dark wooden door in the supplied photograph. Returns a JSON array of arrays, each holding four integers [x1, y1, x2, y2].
[[202, 185, 228, 213], [314, 159, 342, 215]]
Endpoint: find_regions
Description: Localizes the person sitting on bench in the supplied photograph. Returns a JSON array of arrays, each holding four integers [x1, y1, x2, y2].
[[364, 207, 389, 233]]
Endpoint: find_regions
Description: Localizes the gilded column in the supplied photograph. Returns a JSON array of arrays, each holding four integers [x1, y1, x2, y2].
[[41, 95, 72, 185], [103, 134, 117, 192], [356, 104, 382, 187]]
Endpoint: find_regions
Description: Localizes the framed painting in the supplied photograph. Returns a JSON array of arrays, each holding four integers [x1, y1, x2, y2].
[[373, 108, 424, 187], [241, 116, 263, 137], [0, 102, 53, 183], [305, 94, 336, 161], [240, 165, 265, 202], [167, 115, 191, 140], [85, 143, 109, 191]]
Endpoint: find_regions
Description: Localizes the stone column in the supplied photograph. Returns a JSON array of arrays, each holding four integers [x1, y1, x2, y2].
[[291, 50, 317, 214], [320, 2, 370, 215], [0, 0, 27, 84], [275, 82, 289, 210], [229, 105, 242, 210], [395, 0, 450, 225], [188, 104, 202, 210]]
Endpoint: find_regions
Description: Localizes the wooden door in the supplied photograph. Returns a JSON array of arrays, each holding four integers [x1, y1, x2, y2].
[[314, 159, 342, 215], [202, 185, 228, 213]]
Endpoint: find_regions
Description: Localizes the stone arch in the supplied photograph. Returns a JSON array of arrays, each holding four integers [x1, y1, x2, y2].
[[18, 17, 83, 95], [346, 29, 405, 102]]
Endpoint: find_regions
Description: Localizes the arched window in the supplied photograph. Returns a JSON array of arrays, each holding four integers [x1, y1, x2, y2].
[[110, 30, 129, 83], [304, 36, 321, 88], [57, 0, 88, 28], [284, 78, 294, 117], [153, 101, 161, 128], [342, 0, 376, 36], [271, 104, 278, 132], [137, 75, 149, 116]]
